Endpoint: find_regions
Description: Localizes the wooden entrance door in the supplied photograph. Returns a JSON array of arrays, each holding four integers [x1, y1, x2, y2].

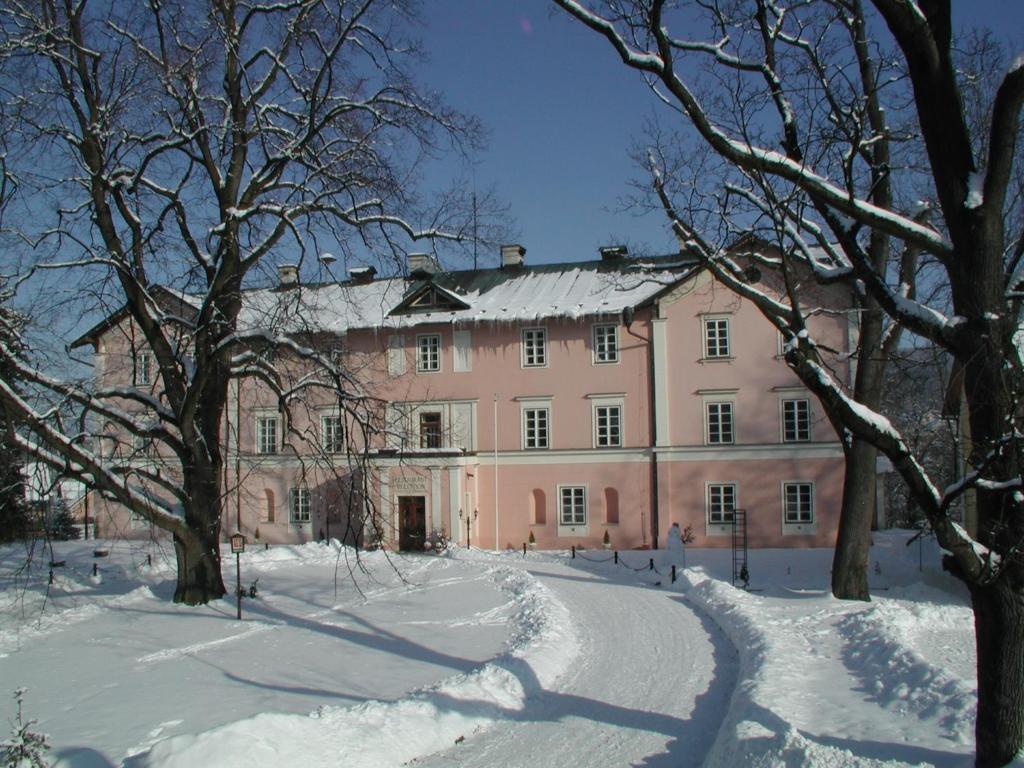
[[398, 496, 426, 551]]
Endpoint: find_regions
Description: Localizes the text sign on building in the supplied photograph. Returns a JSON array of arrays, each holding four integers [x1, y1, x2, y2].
[[393, 475, 427, 493]]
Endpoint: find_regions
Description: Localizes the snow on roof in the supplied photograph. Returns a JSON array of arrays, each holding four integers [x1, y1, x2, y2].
[[234, 256, 700, 335]]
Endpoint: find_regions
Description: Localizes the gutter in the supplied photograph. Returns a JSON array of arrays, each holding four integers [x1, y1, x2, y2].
[[624, 306, 660, 550]]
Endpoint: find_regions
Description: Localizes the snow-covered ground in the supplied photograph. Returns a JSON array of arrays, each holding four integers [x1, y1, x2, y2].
[[0, 531, 981, 767]]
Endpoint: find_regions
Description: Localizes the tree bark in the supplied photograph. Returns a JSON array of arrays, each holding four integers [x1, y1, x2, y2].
[[970, 577, 1024, 768], [172, 526, 226, 605], [831, 437, 878, 601]]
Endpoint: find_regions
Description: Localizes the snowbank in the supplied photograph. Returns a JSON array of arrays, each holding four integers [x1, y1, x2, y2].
[[129, 562, 578, 768]]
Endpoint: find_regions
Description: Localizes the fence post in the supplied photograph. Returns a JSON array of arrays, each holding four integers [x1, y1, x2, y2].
[[92, 563, 98, 577], [614, 551, 618, 565], [672, 565, 677, 583], [649, 557, 654, 571], [522, 542, 526, 557], [572, 545, 576, 559]]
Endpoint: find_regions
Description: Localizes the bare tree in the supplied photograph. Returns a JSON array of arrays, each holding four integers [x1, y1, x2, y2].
[[554, 1, 1024, 764], [0, 0, 482, 605]]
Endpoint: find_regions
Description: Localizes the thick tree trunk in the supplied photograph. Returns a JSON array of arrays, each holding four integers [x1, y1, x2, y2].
[[970, 578, 1024, 767], [831, 437, 878, 601], [172, 528, 226, 605]]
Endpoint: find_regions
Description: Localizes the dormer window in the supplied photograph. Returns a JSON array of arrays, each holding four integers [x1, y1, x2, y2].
[[408, 287, 445, 310]]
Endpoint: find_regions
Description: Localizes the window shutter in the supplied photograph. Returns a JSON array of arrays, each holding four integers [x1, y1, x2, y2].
[[388, 335, 406, 376], [453, 330, 472, 372]]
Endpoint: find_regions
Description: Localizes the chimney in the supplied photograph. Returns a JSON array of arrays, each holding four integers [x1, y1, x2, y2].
[[599, 245, 628, 261], [501, 244, 526, 268], [278, 264, 299, 288], [408, 253, 438, 277], [348, 265, 377, 284]]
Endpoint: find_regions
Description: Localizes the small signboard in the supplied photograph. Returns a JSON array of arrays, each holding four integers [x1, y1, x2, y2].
[[230, 533, 246, 554]]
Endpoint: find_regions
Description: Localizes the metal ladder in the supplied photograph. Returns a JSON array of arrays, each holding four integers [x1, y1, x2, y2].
[[732, 508, 749, 589]]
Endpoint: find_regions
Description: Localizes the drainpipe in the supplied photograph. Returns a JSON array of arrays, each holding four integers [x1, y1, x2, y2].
[[625, 306, 660, 550], [491, 397, 499, 552]]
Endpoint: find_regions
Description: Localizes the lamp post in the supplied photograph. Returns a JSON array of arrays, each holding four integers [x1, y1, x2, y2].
[[230, 532, 246, 620]]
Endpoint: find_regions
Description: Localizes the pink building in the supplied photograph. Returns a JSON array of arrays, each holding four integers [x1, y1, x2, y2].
[[76, 244, 853, 551]]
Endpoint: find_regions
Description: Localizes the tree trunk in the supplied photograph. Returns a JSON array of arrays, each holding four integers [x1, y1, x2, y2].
[[831, 437, 878, 601], [172, 528, 227, 605], [970, 578, 1024, 767]]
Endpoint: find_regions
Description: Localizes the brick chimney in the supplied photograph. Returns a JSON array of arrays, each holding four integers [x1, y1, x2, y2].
[[408, 253, 438, 276], [278, 264, 299, 288], [501, 244, 526, 268], [599, 245, 628, 261]]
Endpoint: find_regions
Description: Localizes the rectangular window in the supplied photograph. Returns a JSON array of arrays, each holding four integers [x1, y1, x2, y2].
[[593, 324, 619, 363], [419, 411, 443, 449], [289, 487, 311, 523], [136, 352, 152, 386], [256, 415, 279, 455], [595, 405, 622, 447], [782, 399, 811, 442], [522, 328, 548, 367], [703, 317, 731, 358], [417, 334, 440, 372], [523, 408, 549, 449], [784, 482, 814, 524], [559, 486, 587, 526], [321, 414, 345, 453], [706, 401, 734, 444], [707, 484, 737, 524]]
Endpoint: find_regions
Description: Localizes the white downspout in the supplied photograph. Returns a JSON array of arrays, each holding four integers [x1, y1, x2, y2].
[[493, 393, 499, 552]]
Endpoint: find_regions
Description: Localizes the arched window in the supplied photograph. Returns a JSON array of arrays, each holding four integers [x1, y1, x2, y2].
[[531, 489, 546, 525], [604, 487, 619, 525], [263, 489, 275, 523]]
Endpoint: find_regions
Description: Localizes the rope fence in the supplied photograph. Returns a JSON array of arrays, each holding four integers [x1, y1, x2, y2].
[[555, 544, 680, 584]]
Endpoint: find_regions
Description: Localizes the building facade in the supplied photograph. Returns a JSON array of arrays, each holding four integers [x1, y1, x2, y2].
[[77, 244, 854, 551]]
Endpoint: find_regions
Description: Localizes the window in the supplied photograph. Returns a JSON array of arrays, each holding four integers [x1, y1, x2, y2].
[[559, 486, 587, 526], [321, 414, 345, 453], [523, 408, 549, 449], [417, 334, 441, 372], [419, 411, 442, 449], [782, 399, 811, 442], [595, 405, 622, 447], [136, 352, 152, 386], [706, 401, 734, 444], [703, 317, 731, 359], [593, 324, 619, 363], [522, 328, 548, 367], [783, 482, 814, 524], [707, 484, 737, 524], [256, 415, 279, 455], [289, 487, 311, 523]]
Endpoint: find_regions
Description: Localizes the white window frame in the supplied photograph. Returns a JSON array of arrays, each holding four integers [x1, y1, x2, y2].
[[136, 351, 152, 386], [522, 407, 550, 450], [521, 327, 548, 368], [782, 398, 812, 443], [594, 403, 622, 448], [558, 485, 588, 529], [289, 487, 311, 524], [593, 324, 619, 364], [320, 413, 345, 454], [255, 414, 280, 455], [416, 333, 441, 372], [702, 316, 731, 359], [707, 483, 737, 525], [782, 481, 816, 533], [418, 410, 444, 449], [705, 401, 735, 445]]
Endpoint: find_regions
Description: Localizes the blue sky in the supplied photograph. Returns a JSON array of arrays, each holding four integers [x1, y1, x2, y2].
[[418, 0, 1024, 267]]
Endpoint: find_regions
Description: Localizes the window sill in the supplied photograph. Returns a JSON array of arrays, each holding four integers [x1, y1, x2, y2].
[[782, 523, 816, 536], [705, 524, 733, 537], [700, 356, 734, 363]]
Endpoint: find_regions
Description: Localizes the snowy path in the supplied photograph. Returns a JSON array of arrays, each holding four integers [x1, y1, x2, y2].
[[413, 557, 738, 768]]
